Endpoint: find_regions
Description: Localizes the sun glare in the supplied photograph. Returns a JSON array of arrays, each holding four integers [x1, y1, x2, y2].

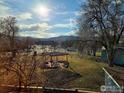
[[35, 6, 50, 17]]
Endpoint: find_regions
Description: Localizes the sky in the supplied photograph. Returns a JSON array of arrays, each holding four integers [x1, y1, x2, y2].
[[0, 0, 85, 38]]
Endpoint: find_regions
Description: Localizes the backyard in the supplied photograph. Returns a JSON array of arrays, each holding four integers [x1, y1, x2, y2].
[[0, 0, 124, 93], [0, 52, 107, 92]]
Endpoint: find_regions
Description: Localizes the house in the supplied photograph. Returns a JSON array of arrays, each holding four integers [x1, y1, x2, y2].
[[114, 47, 124, 66], [101, 47, 124, 66]]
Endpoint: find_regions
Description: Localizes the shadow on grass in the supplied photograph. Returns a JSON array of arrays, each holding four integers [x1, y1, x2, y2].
[[45, 69, 81, 88]]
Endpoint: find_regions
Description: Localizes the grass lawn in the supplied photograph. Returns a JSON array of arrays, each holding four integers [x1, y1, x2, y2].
[[64, 53, 107, 91]]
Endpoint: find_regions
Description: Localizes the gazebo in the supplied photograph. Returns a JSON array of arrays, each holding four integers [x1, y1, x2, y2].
[[40, 52, 69, 69]]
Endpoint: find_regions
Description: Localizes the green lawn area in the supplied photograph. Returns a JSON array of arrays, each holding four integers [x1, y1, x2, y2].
[[65, 53, 107, 91]]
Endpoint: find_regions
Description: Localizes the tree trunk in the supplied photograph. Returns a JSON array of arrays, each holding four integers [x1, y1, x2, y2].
[[107, 49, 115, 67], [18, 76, 22, 93], [93, 49, 96, 56], [108, 55, 114, 67]]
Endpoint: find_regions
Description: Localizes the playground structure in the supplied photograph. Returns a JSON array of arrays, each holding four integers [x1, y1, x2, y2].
[[40, 52, 69, 69]]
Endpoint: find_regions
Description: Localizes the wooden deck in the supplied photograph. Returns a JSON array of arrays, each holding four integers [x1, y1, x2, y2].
[[0, 85, 100, 93]]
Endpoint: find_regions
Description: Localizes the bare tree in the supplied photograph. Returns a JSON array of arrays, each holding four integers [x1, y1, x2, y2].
[[77, 21, 100, 56], [0, 16, 18, 57], [0, 16, 44, 92], [78, 0, 124, 67]]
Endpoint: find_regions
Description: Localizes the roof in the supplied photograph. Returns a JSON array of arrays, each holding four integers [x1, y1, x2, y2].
[[41, 52, 69, 56]]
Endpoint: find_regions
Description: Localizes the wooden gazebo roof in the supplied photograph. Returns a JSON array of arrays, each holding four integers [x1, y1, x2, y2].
[[41, 52, 69, 56]]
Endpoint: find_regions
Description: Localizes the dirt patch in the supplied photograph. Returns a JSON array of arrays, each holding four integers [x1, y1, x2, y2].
[[44, 69, 81, 88]]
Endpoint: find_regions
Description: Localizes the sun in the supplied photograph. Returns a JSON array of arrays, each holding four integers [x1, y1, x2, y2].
[[35, 5, 50, 17]]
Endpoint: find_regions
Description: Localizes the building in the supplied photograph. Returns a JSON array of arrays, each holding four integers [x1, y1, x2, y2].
[[101, 47, 124, 66]]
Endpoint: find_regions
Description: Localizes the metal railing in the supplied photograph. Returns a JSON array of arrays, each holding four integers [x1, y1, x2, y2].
[[102, 68, 123, 93]]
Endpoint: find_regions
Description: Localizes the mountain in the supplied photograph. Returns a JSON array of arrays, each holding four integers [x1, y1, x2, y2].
[[34, 36, 79, 45], [44, 36, 79, 42], [16, 36, 79, 45]]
